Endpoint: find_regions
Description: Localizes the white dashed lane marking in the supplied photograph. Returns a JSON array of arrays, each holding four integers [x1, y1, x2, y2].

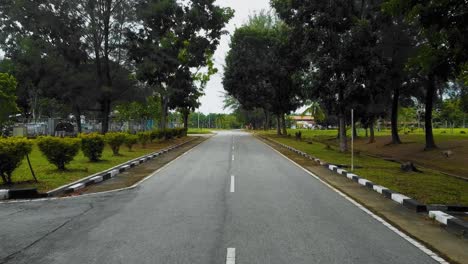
[[226, 248, 236, 264], [230, 175, 235, 193]]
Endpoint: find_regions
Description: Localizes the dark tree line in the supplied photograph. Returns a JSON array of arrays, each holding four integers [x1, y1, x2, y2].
[[0, 0, 233, 133], [224, 0, 467, 152]]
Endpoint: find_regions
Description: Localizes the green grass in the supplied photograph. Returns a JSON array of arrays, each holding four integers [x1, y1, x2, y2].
[[3, 138, 187, 192], [288, 128, 468, 142], [187, 128, 214, 134], [260, 132, 468, 205]]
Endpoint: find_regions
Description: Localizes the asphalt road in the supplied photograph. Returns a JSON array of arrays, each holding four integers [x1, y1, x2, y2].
[[0, 131, 439, 264]]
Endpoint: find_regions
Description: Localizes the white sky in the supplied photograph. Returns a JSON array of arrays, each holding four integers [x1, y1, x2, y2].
[[198, 0, 271, 114]]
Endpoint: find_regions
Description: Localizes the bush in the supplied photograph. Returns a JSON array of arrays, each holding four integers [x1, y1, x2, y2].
[[150, 130, 164, 141], [80, 133, 105, 162], [0, 138, 33, 184], [104, 132, 127, 155], [125, 134, 139, 151], [37, 137, 81, 170], [137, 132, 151, 148]]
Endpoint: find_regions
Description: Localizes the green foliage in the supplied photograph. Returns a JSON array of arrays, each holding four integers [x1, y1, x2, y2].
[[125, 134, 139, 151], [0, 137, 33, 184], [136, 132, 150, 148], [104, 132, 127, 156], [0, 73, 19, 125], [302, 101, 326, 122], [37, 137, 81, 171], [114, 96, 162, 122], [150, 130, 165, 141], [80, 133, 105, 162]]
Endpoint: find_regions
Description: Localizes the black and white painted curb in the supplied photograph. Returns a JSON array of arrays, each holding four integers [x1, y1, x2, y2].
[[262, 136, 468, 239], [0, 137, 196, 200], [0, 188, 42, 200]]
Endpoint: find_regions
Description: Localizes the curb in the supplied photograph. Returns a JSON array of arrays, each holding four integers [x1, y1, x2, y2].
[[261, 136, 468, 238], [0, 137, 196, 200], [0, 188, 43, 200]]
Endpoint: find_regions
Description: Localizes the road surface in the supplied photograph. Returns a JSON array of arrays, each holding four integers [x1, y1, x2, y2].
[[0, 131, 440, 264]]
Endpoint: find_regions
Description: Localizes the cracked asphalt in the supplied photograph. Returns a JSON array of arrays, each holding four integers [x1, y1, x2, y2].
[[0, 131, 439, 263]]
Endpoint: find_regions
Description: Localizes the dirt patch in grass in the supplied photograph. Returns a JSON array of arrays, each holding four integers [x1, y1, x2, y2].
[[1, 137, 195, 193], [257, 133, 468, 205], [353, 135, 468, 179], [261, 129, 468, 179]]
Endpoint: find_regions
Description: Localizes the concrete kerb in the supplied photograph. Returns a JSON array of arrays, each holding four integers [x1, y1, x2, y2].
[[260, 135, 468, 237], [0, 137, 196, 200], [51, 138, 196, 197]]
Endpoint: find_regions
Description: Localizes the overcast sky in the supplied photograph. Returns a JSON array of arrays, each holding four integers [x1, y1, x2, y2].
[[198, 0, 271, 114]]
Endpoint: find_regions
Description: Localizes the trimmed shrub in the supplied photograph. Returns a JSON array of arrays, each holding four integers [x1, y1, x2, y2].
[[150, 130, 164, 141], [104, 132, 127, 155], [0, 138, 33, 184], [125, 134, 139, 151], [137, 132, 151, 148], [37, 137, 81, 170], [80, 133, 105, 162]]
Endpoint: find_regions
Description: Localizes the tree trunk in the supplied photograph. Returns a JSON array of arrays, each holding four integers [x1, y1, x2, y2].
[[339, 114, 347, 152], [101, 99, 111, 134], [368, 118, 375, 144], [183, 111, 189, 130], [263, 109, 270, 130], [276, 115, 281, 135], [391, 86, 402, 144], [353, 122, 358, 138], [74, 105, 82, 133], [281, 113, 287, 135], [424, 74, 437, 150], [160, 96, 168, 130], [338, 90, 348, 152]]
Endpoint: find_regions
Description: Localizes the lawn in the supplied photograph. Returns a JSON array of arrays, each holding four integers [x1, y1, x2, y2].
[[2, 137, 190, 193], [187, 128, 215, 134], [258, 131, 468, 205], [273, 128, 468, 178]]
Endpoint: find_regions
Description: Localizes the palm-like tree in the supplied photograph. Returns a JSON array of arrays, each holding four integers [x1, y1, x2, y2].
[[302, 101, 325, 122]]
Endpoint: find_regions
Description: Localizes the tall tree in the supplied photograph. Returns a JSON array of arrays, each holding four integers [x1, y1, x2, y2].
[[383, 0, 468, 150], [127, 0, 233, 130], [224, 12, 302, 135], [0, 73, 18, 126]]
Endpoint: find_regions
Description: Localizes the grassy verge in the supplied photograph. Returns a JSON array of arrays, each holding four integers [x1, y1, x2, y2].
[[2, 137, 190, 193], [269, 128, 468, 178], [187, 128, 214, 134], [258, 131, 468, 205]]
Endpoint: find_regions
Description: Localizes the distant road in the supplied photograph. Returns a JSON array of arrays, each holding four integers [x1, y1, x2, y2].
[[0, 131, 439, 264]]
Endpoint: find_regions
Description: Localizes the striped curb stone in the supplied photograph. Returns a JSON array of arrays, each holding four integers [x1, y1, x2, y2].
[[261, 135, 467, 235], [0, 137, 196, 200]]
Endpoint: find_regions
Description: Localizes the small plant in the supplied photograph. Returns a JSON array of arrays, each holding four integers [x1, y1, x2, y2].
[[80, 133, 105, 162], [37, 137, 81, 170], [295, 131, 302, 141], [0, 138, 33, 184], [104, 132, 127, 156], [137, 132, 151, 148], [125, 134, 139, 151]]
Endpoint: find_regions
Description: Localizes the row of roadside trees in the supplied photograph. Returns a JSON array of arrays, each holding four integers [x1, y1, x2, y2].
[[223, 0, 468, 152], [0, 0, 233, 133]]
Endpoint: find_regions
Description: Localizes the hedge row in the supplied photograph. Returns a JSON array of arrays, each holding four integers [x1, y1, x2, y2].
[[0, 128, 187, 184]]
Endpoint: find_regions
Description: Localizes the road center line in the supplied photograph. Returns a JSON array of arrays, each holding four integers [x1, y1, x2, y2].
[[232, 154, 235, 161], [226, 248, 236, 264], [230, 175, 235, 193]]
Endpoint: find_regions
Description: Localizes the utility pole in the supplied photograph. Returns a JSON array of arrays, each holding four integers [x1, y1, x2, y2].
[[351, 109, 354, 172]]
